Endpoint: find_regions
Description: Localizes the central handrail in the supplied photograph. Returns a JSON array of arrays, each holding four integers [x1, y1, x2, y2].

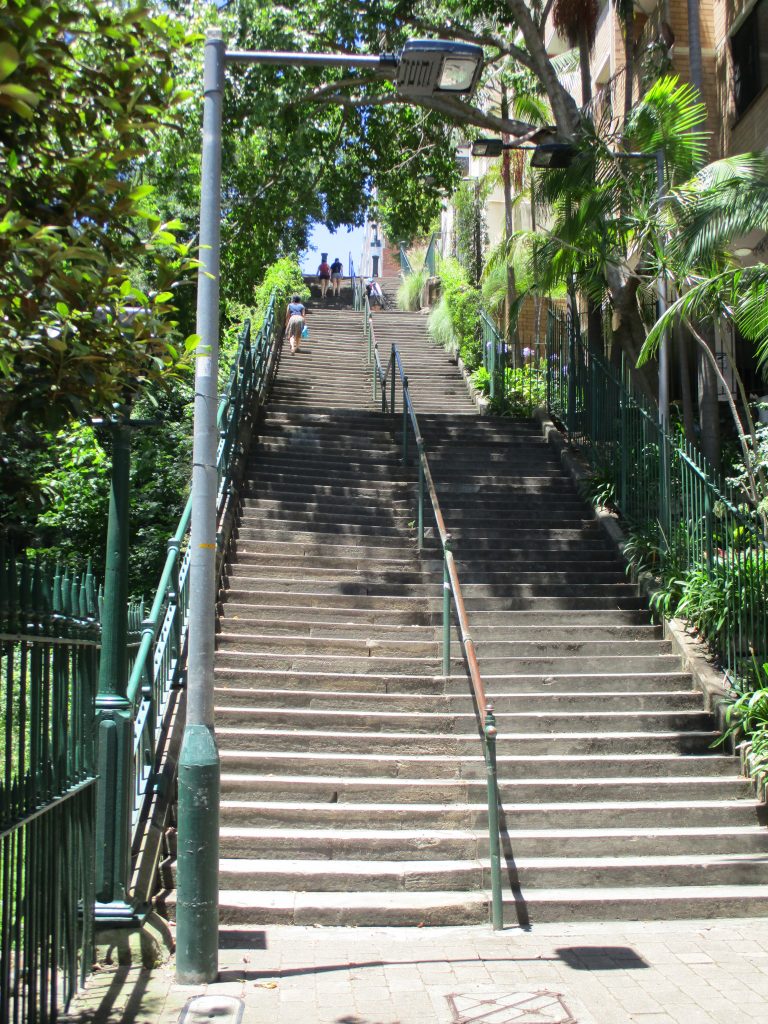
[[361, 293, 503, 930]]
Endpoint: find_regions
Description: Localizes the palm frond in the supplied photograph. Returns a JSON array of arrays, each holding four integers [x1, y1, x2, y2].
[[670, 154, 768, 264], [551, 48, 581, 76], [624, 76, 709, 181], [639, 264, 768, 366]]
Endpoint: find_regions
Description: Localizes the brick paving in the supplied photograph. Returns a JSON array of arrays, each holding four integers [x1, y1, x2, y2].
[[63, 918, 768, 1023]]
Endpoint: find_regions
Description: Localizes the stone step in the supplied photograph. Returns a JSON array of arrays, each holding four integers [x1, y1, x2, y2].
[[222, 590, 648, 611], [214, 686, 700, 713], [218, 749, 739, 780], [218, 772, 748, 804], [213, 666, 694, 694], [217, 798, 764, 831], [216, 618, 662, 641], [213, 705, 715, 735], [214, 632, 673, 659], [215, 726, 719, 755], [496, 853, 768, 891], [211, 853, 768, 894], [502, 885, 768, 924], [215, 649, 683, 675], [216, 825, 768, 860], [164, 888, 490, 927]]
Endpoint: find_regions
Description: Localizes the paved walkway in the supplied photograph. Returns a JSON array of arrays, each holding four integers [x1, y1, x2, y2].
[[64, 918, 768, 1024]]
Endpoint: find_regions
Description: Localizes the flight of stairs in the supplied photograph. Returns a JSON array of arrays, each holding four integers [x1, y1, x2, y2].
[[175, 306, 768, 928]]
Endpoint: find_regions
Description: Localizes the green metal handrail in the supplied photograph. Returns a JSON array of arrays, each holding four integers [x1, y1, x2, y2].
[[424, 232, 440, 277], [399, 241, 413, 276], [125, 294, 282, 909], [364, 328, 503, 930], [546, 308, 768, 688]]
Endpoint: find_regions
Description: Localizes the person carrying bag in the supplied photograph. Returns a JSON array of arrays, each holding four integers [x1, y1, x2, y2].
[[284, 294, 306, 354]]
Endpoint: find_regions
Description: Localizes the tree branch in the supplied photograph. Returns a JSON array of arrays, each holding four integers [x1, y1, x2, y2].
[[302, 85, 537, 136], [500, 0, 581, 134], [537, 0, 556, 37], [402, 14, 535, 71]]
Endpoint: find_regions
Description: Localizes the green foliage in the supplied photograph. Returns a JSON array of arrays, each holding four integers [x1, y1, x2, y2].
[[471, 360, 548, 418], [427, 298, 458, 352], [676, 552, 768, 651], [29, 388, 193, 599], [0, 0, 199, 432], [253, 257, 309, 328], [453, 178, 489, 286], [578, 465, 618, 511], [396, 270, 427, 311], [434, 259, 482, 369], [146, 1, 468, 306], [719, 669, 768, 773]]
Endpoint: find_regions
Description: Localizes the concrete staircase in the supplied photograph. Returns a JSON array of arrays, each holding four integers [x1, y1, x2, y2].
[[201, 306, 768, 927]]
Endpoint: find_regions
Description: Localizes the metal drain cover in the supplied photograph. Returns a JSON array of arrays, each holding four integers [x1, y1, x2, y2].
[[448, 990, 577, 1024], [178, 995, 244, 1024]]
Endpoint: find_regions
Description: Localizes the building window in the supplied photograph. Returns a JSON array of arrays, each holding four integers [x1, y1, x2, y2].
[[732, 0, 768, 116]]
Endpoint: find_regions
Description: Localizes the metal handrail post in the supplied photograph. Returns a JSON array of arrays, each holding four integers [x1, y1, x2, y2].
[[442, 538, 452, 677], [402, 378, 409, 464], [489, 321, 496, 402], [94, 411, 135, 923], [417, 447, 425, 551], [390, 346, 396, 419], [484, 703, 503, 930], [567, 281, 577, 441]]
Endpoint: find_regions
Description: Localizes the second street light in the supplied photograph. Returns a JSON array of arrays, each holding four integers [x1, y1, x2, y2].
[[177, 31, 485, 985]]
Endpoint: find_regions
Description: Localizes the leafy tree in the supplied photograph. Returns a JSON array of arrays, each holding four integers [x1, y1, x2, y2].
[[0, 0, 199, 433]]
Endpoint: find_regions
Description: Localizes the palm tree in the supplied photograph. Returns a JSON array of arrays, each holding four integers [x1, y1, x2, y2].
[[612, 0, 635, 124], [522, 78, 710, 397], [553, 0, 600, 104]]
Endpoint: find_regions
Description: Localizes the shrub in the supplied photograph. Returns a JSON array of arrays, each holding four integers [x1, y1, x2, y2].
[[396, 269, 427, 311], [427, 297, 458, 352], [470, 361, 546, 418], [441, 261, 481, 366]]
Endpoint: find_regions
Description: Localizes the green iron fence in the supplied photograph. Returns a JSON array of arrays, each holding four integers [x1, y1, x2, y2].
[[0, 300, 281, 1024], [125, 299, 282, 913], [1, 553, 98, 1023], [546, 308, 768, 689], [479, 309, 547, 417]]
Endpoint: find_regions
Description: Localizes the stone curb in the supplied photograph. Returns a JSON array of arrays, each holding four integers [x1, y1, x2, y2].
[[456, 355, 490, 415], [532, 407, 733, 731]]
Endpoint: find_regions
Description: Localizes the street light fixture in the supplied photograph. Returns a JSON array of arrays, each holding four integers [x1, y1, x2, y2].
[[396, 39, 484, 97], [178, 30, 485, 987], [471, 135, 575, 167]]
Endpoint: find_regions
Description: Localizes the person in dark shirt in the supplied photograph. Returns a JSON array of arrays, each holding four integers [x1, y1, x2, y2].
[[330, 257, 344, 296]]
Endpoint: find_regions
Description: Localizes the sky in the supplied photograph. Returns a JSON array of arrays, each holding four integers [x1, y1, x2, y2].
[[300, 222, 366, 274]]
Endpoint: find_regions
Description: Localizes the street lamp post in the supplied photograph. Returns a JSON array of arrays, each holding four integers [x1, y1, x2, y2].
[[177, 30, 485, 984]]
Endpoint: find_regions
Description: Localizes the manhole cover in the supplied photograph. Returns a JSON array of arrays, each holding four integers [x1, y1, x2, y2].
[[448, 990, 577, 1024], [178, 995, 244, 1024]]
